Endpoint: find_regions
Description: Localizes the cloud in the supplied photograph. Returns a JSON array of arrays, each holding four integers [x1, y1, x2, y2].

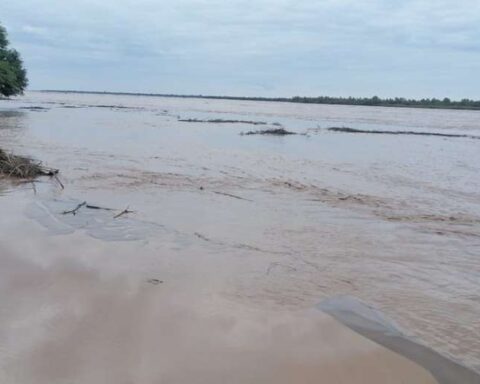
[[1, 0, 480, 98]]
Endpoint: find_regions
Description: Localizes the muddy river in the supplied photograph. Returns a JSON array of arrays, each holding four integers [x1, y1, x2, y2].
[[1, 92, 479, 383]]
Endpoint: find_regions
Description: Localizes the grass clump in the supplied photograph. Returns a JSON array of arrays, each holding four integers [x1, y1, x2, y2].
[[241, 128, 297, 136], [0, 148, 58, 179]]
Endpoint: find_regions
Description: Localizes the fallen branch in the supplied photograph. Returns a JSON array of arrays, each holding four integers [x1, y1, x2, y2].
[[62, 201, 87, 215], [62, 201, 117, 215], [213, 191, 253, 202], [86, 204, 114, 211], [54, 174, 64, 189], [114, 206, 134, 219]]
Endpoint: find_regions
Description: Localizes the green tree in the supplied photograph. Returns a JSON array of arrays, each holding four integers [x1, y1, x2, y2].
[[0, 23, 28, 97]]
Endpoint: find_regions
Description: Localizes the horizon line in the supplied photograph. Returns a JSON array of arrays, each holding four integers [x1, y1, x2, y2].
[[28, 89, 480, 111]]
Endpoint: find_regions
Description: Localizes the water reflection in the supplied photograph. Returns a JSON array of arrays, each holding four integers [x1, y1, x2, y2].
[[0, 109, 27, 125], [0, 110, 27, 146]]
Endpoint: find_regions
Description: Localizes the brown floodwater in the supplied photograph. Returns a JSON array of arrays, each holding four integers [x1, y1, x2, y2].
[[0, 92, 479, 383]]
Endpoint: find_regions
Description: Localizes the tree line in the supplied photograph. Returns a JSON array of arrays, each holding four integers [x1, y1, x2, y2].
[[0, 23, 28, 97], [48, 91, 480, 110], [289, 96, 480, 109]]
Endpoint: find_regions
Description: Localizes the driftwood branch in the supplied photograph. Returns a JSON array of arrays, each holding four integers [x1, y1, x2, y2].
[[86, 204, 114, 211], [213, 191, 253, 202], [62, 201, 133, 218], [53, 174, 64, 189], [62, 201, 87, 215], [62, 201, 117, 215], [114, 206, 134, 219]]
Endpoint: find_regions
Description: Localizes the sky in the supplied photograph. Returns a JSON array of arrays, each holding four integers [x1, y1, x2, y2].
[[2, 0, 480, 99]]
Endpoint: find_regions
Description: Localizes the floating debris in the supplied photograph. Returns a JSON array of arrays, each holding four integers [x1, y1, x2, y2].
[[18, 106, 49, 111], [0, 149, 59, 179], [62, 201, 87, 215], [179, 118, 267, 125], [328, 127, 480, 139], [241, 128, 297, 136], [213, 191, 253, 202], [27, 200, 161, 242], [85, 204, 115, 211], [114, 206, 134, 219], [62, 200, 131, 218]]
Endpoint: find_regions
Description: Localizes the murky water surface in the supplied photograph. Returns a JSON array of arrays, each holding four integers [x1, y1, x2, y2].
[[1, 92, 479, 381]]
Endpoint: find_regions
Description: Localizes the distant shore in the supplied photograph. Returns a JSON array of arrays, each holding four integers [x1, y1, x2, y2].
[[34, 90, 480, 111]]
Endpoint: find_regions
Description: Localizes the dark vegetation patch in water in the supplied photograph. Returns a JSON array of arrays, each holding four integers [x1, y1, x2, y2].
[[18, 106, 49, 111], [328, 127, 480, 140], [0, 149, 58, 179], [241, 128, 297, 136], [179, 118, 268, 125], [85, 105, 145, 110], [91, 104, 131, 109]]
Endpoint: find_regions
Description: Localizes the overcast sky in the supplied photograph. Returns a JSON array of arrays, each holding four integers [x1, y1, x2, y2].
[[2, 0, 480, 98]]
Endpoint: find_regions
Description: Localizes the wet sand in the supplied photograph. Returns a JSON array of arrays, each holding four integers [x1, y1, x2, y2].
[[1, 92, 480, 382]]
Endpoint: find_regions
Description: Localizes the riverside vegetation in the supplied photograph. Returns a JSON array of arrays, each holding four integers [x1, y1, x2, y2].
[[0, 23, 27, 97], [45, 90, 480, 111], [0, 22, 41, 180]]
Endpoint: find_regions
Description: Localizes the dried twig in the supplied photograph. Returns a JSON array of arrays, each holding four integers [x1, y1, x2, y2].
[[213, 191, 253, 202], [62, 201, 116, 215], [62, 201, 87, 215], [114, 206, 134, 219], [53, 174, 64, 189], [86, 204, 114, 211]]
